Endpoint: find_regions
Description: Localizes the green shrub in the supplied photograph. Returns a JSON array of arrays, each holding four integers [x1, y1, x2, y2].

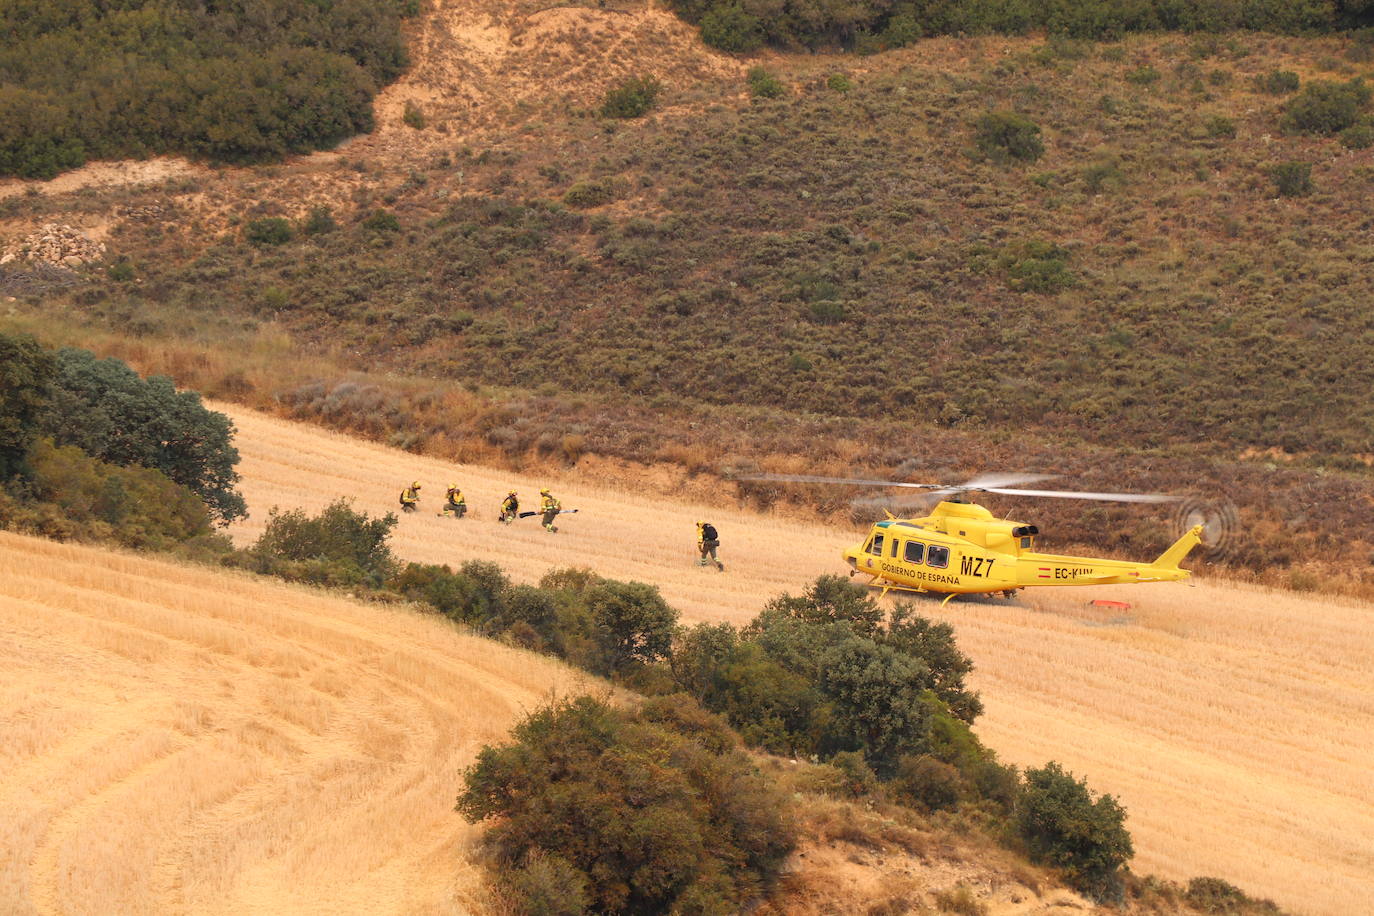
[[41, 348, 245, 522], [1183, 876, 1282, 914], [245, 217, 293, 247], [1254, 69, 1300, 95], [1204, 115, 1236, 139], [600, 76, 663, 119], [22, 439, 217, 550], [826, 73, 853, 92], [999, 240, 1075, 293], [1340, 117, 1374, 149], [362, 209, 401, 232], [503, 852, 589, 916], [586, 580, 677, 675], [747, 66, 786, 99], [250, 498, 397, 587], [457, 696, 796, 915], [563, 178, 620, 209], [892, 754, 964, 811], [1017, 762, 1133, 901], [0, 1, 404, 178], [1124, 65, 1161, 85], [402, 100, 426, 129], [106, 259, 135, 282], [302, 206, 338, 235], [1281, 79, 1371, 135], [0, 332, 56, 480], [806, 300, 846, 324], [973, 111, 1044, 164], [1268, 161, 1313, 197], [699, 3, 763, 53]]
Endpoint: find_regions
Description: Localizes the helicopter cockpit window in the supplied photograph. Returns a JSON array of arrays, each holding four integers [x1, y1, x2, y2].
[[868, 534, 884, 556], [927, 545, 950, 569], [904, 541, 924, 564]]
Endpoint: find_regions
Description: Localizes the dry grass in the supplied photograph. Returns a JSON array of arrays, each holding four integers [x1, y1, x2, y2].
[[0, 529, 594, 915], [219, 403, 1374, 916]]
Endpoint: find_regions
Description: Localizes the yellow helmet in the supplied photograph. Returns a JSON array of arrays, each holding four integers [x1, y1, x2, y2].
[[449, 482, 457, 489], [540, 487, 550, 494], [508, 490, 517, 496], [413, 481, 421, 488]]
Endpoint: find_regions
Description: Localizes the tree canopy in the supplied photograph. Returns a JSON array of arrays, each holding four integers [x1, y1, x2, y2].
[[42, 348, 246, 523], [0, 0, 414, 178], [0, 332, 56, 479]]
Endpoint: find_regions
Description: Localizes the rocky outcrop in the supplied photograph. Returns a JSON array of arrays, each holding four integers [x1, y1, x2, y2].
[[0, 224, 106, 269]]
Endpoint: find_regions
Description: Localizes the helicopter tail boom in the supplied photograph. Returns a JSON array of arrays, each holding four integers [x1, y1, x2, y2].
[[1151, 524, 1205, 571]]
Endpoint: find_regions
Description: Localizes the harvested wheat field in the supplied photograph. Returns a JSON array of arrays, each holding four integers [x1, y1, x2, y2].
[[222, 403, 1374, 916], [0, 529, 593, 915]]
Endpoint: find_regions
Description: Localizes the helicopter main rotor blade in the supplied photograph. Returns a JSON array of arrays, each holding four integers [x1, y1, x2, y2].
[[980, 487, 1179, 503], [958, 473, 1058, 490], [734, 474, 951, 489]]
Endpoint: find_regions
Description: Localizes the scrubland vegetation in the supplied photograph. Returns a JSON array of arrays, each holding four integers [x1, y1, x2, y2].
[[17, 29, 1374, 598], [0, 0, 414, 178], [671, 0, 1374, 54]]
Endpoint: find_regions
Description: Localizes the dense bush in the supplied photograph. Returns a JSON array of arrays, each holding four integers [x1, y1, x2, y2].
[[671, 0, 1368, 54], [1018, 762, 1133, 901], [1281, 79, 1372, 135], [245, 217, 293, 247], [698, 3, 764, 53], [24, 439, 216, 550], [587, 580, 677, 675], [600, 76, 663, 119], [974, 111, 1045, 163], [1183, 876, 1283, 914], [248, 499, 397, 587], [0, 1, 412, 177], [1268, 160, 1313, 197], [457, 695, 795, 915], [1254, 70, 1300, 94], [665, 577, 995, 783], [747, 66, 786, 99], [40, 348, 246, 523], [0, 332, 56, 480]]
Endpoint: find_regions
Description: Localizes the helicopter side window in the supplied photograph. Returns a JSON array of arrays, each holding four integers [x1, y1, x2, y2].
[[904, 541, 924, 564], [890, 538, 901, 558], [867, 534, 884, 556], [927, 545, 950, 569]]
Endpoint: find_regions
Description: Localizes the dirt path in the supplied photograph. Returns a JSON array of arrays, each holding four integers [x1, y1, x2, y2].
[[0, 530, 591, 915], [221, 403, 1374, 916]]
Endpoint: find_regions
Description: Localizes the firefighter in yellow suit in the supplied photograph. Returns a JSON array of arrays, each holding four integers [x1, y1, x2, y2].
[[539, 487, 561, 533], [442, 483, 466, 518], [399, 481, 421, 512]]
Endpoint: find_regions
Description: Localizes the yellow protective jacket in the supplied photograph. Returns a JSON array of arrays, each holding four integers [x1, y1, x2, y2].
[[541, 494, 561, 513], [446, 488, 465, 506]]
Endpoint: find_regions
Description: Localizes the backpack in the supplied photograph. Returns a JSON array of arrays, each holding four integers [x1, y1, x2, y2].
[[702, 524, 718, 542]]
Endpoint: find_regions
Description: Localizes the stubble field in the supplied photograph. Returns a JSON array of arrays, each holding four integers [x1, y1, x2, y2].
[[223, 404, 1374, 915], [0, 529, 590, 915]]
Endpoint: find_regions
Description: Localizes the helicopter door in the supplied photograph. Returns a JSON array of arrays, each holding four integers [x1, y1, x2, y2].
[[867, 534, 884, 556]]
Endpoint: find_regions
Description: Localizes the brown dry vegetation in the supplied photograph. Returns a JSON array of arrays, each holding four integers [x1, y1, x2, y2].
[[7, 27, 1374, 599], [216, 402, 1372, 915]]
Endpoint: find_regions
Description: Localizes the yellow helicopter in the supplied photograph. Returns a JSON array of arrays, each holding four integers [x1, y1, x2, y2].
[[743, 473, 1204, 603]]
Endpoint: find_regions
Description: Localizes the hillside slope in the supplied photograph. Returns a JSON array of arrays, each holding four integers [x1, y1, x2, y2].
[[221, 403, 1374, 916], [0, 530, 592, 915]]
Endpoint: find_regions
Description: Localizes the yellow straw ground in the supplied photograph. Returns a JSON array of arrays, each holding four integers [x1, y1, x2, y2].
[[0, 530, 592, 915], [222, 404, 1374, 916], [3, 402, 1372, 915]]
